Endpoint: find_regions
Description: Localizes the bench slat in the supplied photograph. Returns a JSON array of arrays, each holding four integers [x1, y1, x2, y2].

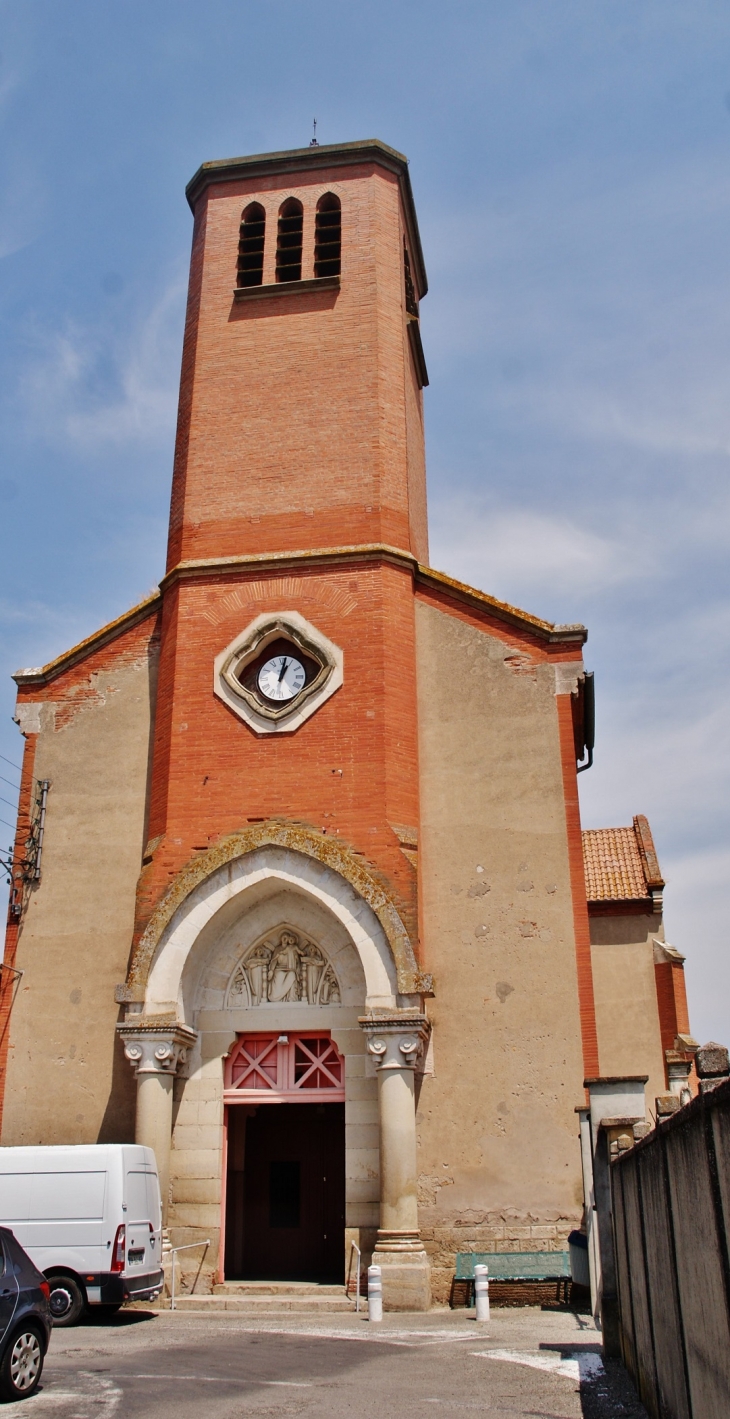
[[454, 1251, 571, 1281]]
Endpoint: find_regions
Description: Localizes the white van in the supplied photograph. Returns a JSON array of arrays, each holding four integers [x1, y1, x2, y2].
[[0, 1145, 163, 1325]]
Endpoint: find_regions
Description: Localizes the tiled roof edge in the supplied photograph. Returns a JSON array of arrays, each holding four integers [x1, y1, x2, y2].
[[633, 814, 665, 890]]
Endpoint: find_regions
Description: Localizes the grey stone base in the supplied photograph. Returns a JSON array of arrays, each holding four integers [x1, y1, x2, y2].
[[375, 1248, 431, 1311]]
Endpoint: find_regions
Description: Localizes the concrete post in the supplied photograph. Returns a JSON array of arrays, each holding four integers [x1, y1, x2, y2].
[[695, 1042, 730, 1094], [116, 1020, 197, 1226], [474, 1264, 490, 1323], [360, 1013, 431, 1311], [368, 1265, 383, 1323]]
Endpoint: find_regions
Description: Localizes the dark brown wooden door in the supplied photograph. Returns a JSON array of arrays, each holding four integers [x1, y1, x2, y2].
[[225, 1102, 345, 1282]]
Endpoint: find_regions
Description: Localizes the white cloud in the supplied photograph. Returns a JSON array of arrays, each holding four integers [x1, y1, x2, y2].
[[424, 150, 730, 471], [662, 847, 730, 1047], [19, 272, 186, 450], [428, 501, 652, 604]]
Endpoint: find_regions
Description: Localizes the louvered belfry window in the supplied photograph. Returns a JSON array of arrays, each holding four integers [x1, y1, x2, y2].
[[236, 203, 266, 288], [314, 193, 341, 278], [275, 198, 304, 282]]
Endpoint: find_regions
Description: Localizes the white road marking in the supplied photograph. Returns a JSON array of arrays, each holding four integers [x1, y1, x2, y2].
[[472, 1348, 604, 1382], [1, 1372, 122, 1418], [107, 1373, 312, 1387], [142, 1322, 479, 1346]]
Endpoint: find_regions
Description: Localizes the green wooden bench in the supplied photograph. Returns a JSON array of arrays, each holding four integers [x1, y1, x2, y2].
[[451, 1251, 571, 1307]]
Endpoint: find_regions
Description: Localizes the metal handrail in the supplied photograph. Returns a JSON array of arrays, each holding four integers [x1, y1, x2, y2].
[[168, 1239, 211, 1310], [347, 1241, 362, 1313]]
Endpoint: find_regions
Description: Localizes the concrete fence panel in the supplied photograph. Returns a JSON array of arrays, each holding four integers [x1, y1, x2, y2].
[[611, 1078, 730, 1419], [636, 1143, 689, 1419]]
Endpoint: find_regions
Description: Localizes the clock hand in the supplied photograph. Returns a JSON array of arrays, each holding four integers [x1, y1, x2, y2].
[[277, 658, 289, 683]]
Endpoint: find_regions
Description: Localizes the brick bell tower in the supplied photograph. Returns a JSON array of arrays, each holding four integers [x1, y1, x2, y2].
[[136, 140, 431, 978]]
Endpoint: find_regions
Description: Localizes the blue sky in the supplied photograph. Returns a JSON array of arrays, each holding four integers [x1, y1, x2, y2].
[[1, 1, 728, 1043]]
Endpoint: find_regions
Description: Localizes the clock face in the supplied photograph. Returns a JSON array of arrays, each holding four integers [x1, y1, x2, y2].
[[257, 654, 307, 703]]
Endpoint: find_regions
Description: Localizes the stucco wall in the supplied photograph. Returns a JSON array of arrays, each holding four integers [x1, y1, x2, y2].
[[590, 911, 666, 1108], [2, 651, 158, 1146], [414, 599, 586, 1300]]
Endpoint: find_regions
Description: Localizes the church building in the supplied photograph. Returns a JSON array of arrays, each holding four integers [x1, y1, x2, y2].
[[0, 140, 696, 1309]]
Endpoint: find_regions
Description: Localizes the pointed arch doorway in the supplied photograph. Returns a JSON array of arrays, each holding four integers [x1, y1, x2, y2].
[[223, 1032, 346, 1283]]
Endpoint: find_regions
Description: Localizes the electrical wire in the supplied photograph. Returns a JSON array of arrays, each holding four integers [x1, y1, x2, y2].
[[0, 754, 20, 772]]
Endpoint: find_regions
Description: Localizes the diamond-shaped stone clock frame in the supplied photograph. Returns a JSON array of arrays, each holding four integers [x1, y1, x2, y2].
[[213, 610, 344, 735]]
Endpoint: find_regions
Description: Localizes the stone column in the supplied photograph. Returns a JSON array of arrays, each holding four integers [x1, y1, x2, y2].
[[117, 1020, 197, 1224], [360, 1012, 431, 1311]]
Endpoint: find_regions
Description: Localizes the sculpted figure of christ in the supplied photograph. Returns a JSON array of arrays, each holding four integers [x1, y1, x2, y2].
[[267, 931, 301, 1002]]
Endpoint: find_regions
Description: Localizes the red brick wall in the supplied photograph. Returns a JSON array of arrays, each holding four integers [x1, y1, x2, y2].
[[166, 159, 428, 572], [655, 960, 691, 1053], [135, 557, 422, 953], [0, 732, 38, 1094], [556, 694, 600, 1079]]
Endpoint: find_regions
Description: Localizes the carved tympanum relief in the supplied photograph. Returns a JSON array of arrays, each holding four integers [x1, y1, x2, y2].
[[225, 928, 341, 1008]]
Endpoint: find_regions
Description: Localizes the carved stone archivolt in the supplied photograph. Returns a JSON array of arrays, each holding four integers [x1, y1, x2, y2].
[[225, 928, 341, 1008]]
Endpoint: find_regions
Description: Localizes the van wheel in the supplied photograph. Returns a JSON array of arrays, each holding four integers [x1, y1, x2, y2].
[[48, 1276, 85, 1327], [0, 1325, 44, 1400]]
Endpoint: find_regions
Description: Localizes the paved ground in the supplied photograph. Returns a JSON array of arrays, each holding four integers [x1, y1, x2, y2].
[[9, 1307, 648, 1418]]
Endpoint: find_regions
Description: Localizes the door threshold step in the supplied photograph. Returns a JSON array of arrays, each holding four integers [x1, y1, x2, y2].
[[170, 1294, 357, 1313], [213, 1282, 347, 1296]]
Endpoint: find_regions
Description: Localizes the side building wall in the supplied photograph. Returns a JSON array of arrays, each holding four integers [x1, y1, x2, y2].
[[589, 909, 667, 1108], [1, 613, 159, 1146], [414, 597, 589, 1304]]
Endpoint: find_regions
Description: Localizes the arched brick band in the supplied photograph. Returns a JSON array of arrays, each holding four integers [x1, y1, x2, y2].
[[127, 821, 433, 998]]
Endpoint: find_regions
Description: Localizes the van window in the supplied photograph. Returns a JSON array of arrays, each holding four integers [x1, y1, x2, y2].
[[126, 1171, 160, 1226], [29, 1171, 106, 1221]]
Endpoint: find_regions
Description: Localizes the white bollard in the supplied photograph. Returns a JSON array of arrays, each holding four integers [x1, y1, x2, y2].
[[474, 1264, 490, 1323], [368, 1264, 383, 1322]]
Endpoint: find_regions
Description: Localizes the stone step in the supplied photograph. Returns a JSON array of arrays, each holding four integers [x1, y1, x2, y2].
[[212, 1281, 348, 1296], [171, 1293, 358, 1313]]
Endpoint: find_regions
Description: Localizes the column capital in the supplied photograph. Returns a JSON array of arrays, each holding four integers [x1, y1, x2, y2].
[[117, 1018, 198, 1076], [359, 1012, 430, 1071]]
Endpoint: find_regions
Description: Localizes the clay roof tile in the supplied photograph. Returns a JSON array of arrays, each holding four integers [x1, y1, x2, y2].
[[582, 821, 664, 903]]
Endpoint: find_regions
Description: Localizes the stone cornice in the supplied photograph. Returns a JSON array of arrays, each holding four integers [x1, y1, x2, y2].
[[160, 545, 587, 646], [12, 545, 586, 692]]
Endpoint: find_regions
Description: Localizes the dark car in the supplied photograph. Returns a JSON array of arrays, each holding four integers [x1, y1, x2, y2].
[[0, 1227, 52, 1400]]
